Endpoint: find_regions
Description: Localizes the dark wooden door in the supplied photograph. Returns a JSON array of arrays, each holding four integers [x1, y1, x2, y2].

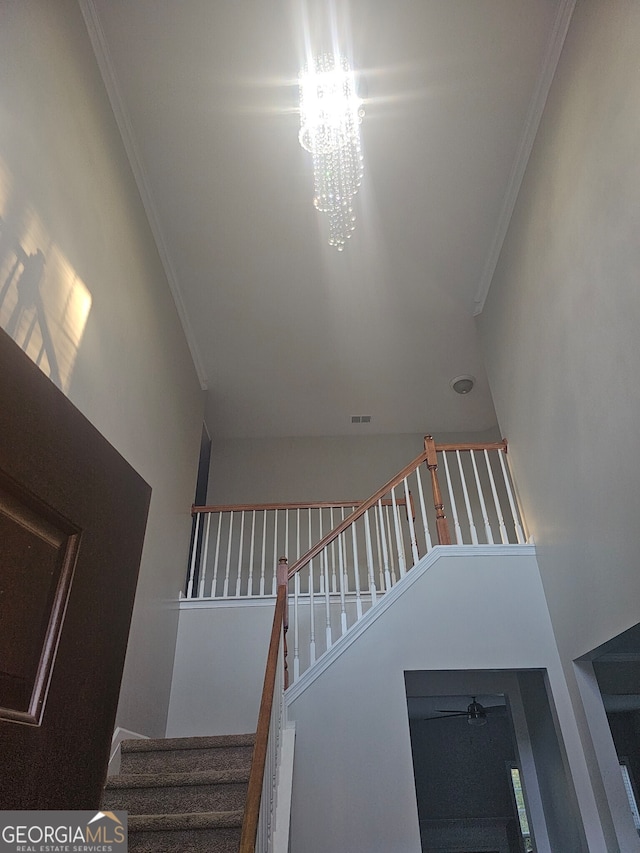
[[0, 328, 151, 808]]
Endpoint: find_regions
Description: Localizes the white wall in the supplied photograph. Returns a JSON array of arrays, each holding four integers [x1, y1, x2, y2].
[[0, 1, 203, 737], [166, 600, 274, 737], [478, 2, 640, 848], [285, 548, 591, 853], [208, 429, 500, 504]]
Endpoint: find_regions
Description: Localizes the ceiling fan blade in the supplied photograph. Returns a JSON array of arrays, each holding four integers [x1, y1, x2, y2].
[[435, 709, 470, 714], [423, 712, 468, 720]]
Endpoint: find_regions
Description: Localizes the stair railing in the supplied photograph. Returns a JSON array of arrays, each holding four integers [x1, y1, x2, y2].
[[281, 436, 526, 684], [186, 496, 410, 599], [239, 437, 526, 849], [239, 558, 289, 853]]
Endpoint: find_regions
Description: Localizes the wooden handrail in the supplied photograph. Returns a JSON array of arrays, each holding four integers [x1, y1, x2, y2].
[[433, 439, 507, 453], [286, 449, 429, 579], [238, 581, 288, 853], [191, 497, 408, 515]]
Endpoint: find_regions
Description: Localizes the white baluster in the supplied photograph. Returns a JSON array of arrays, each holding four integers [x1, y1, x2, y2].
[[293, 568, 300, 682], [259, 510, 267, 596], [364, 509, 377, 605], [441, 452, 463, 544], [337, 524, 348, 635], [211, 512, 223, 596], [470, 450, 493, 544], [403, 476, 420, 563], [330, 506, 338, 592], [318, 508, 325, 595], [484, 449, 509, 544], [351, 521, 363, 619], [456, 450, 478, 545], [235, 510, 245, 596], [374, 501, 386, 590], [415, 465, 433, 553], [318, 512, 332, 650], [272, 510, 279, 595], [186, 512, 200, 598], [497, 449, 525, 543], [323, 546, 332, 651], [308, 512, 316, 664], [340, 507, 349, 593], [377, 499, 392, 590], [391, 486, 407, 577], [309, 561, 316, 665], [247, 510, 256, 596], [385, 504, 397, 584], [284, 507, 290, 567], [223, 511, 233, 597], [198, 512, 212, 598]]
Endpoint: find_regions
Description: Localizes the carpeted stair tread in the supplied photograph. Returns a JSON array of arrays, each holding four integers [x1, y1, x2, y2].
[[129, 809, 244, 831], [121, 733, 255, 753], [106, 733, 253, 851], [106, 768, 249, 789]]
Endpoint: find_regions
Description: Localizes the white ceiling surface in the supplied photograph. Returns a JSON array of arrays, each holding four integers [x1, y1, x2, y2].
[[84, 0, 570, 439]]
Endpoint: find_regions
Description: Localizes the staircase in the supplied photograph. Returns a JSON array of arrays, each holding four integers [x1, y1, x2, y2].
[[103, 733, 255, 852]]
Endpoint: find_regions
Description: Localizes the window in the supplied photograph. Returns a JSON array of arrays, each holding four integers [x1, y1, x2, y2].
[[619, 759, 640, 834], [509, 765, 533, 852]]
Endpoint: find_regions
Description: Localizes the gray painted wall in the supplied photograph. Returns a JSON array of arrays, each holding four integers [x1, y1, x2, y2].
[[208, 428, 500, 504], [478, 2, 640, 848], [286, 549, 584, 853], [0, 1, 203, 737]]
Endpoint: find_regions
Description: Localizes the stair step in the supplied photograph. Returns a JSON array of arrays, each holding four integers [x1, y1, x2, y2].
[[104, 768, 249, 815], [127, 809, 243, 853], [120, 734, 255, 774]]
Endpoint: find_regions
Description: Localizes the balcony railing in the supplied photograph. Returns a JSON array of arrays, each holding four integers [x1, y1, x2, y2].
[[186, 437, 525, 608]]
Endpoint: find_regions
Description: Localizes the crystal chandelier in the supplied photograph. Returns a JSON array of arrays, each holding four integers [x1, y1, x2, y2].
[[298, 53, 364, 250]]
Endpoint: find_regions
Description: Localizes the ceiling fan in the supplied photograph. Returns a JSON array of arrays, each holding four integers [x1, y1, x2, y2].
[[423, 696, 505, 727]]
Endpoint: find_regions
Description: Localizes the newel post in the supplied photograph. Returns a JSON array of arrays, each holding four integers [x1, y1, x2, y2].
[[424, 435, 451, 545], [277, 556, 289, 689]]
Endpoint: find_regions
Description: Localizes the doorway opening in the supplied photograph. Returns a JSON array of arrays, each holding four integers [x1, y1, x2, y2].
[[184, 423, 212, 594], [588, 620, 640, 840], [405, 669, 585, 853]]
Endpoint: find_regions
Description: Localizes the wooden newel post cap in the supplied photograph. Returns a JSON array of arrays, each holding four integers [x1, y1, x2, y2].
[[277, 556, 288, 587]]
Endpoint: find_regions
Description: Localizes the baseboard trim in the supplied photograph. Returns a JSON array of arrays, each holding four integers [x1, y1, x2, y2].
[[109, 726, 149, 773]]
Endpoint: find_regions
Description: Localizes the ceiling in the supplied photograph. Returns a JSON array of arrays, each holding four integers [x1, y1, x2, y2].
[[81, 0, 572, 439]]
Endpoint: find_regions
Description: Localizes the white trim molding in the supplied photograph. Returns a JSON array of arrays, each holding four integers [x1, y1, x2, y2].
[[108, 726, 149, 775], [79, 0, 208, 389], [473, 0, 576, 315]]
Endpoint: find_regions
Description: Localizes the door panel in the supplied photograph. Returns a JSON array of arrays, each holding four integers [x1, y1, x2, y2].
[[0, 328, 151, 808]]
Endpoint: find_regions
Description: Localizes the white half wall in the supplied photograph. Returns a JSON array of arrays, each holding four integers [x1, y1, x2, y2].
[[0, 1, 204, 737], [166, 598, 275, 737]]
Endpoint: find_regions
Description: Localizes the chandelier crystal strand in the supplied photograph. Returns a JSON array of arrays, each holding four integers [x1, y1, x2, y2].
[[299, 53, 364, 250]]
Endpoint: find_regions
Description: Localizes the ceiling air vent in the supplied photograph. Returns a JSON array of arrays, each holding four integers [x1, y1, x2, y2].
[[351, 415, 372, 424]]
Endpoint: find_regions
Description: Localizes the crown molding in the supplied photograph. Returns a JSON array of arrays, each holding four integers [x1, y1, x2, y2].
[[473, 0, 577, 316], [79, 0, 208, 389]]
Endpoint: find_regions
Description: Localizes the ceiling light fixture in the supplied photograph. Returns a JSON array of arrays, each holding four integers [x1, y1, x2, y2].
[[298, 52, 364, 250]]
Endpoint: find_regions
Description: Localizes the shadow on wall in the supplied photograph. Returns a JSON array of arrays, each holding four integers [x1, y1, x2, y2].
[[0, 155, 91, 393]]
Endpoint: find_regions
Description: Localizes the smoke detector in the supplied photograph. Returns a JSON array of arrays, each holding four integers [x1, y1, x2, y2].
[[450, 375, 475, 395]]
